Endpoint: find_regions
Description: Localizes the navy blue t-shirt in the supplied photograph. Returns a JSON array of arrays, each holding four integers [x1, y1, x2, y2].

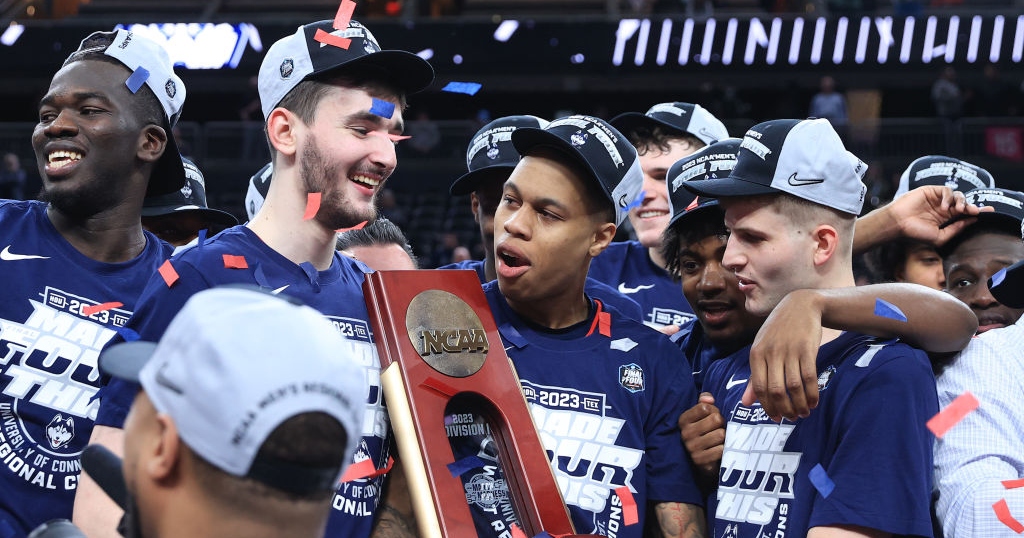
[[670, 318, 731, 392], [587, 241, 695, 328], [94, 225, 388, 538], [0, 200, 172, 536], [439, 259, 645, 322], [444, 282, 702, 537], [704, 332, 938, 537]]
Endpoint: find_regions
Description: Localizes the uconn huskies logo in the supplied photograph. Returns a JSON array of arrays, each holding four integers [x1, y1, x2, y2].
[[46, 414, 75, 450]]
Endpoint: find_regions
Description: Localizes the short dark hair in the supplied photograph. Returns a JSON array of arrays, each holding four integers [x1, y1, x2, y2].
[[938, 219, 1023, 259], [61, 31, 165, 130], [661, 208, 728, 280], [626, 125, 704, 157], [335, 217, 418, 267], [192, 411, 348, 505]]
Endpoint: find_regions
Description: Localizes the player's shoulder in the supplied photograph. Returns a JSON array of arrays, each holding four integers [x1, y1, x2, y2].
[[607, 306, 683, 356], [0, 199, 44, 224], [831, 334, 933, 385]]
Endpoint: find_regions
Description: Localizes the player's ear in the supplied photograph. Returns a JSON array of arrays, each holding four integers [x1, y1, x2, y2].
[[811, 224, 839, 267], [266, 108, 300, 159], [470, 193, 482, 224], [148, 412, 181, 482], [589, 221, 616, 258], [137, 124, 168, 165]]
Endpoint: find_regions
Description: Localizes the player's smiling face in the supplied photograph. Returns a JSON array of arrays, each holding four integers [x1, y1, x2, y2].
[[721, 197, 815, 318], [297, 86, 403, 229], [630, 139, 700, 249], [33, 60, 155, 216], [944, 231, 1024, 333], [494, 150, 614, 312], [677, 226, 764, 347]]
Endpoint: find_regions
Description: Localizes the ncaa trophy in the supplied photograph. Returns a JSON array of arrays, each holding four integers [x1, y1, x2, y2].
[[363, 269, 600, 537]]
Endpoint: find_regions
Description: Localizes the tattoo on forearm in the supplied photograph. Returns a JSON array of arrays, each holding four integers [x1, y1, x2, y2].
[[656, 503, 707, 538]]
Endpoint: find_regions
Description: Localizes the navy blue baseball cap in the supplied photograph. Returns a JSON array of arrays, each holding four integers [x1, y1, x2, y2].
[[684, 118, 868, 216], [963, 187, 1024, 229], [258, 19, 434, 120], [611, 102, 729, 146], [511, 115, 643, 226], [895, 156, 995, 198], [667, 138, 741, 229], [142, 158, 238, 230], [991, 259, 1024, 308], [449, 115, 549, 196]]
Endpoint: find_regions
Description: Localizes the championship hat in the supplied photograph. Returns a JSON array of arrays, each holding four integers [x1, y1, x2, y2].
[[684, 118, 868, 216], [666, 138, 742, 229], [99, 287, 367, 495], [511, 114, 643, 226], [68, 28, 187, 196], [611, 102, 729, 146], [449, 115, 549, 196], [258, 19, 434, 120], [894, 156, 995, 198], [245, 162, 273, 221], [963, 187, 1024, 229], [142, 158, 238, 232]]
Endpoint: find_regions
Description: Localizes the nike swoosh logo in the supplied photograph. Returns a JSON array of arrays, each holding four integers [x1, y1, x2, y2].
[[787, 173, 825, 187], [0, 245, 49, 261], [726, 375, 748, 390], [618, 283, 655, 294], [271, 285, 289, 295]]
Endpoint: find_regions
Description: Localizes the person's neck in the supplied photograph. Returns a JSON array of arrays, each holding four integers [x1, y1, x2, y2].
[[647, 244, 667, 270], [246, 179, 337, 271], [483, 254, 496, 282], [47, 204, 148, 263], [505, 283, 591, 330]]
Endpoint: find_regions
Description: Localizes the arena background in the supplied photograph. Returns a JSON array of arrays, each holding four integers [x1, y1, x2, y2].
[[1, 0, 1022, 261]]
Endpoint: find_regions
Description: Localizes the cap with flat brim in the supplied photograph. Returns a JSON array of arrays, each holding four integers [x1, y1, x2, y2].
[[99, 341, 158, 383], [683, 173, 780, 199], [611, 102, 728, 146], [511, 115, 643, 226], [141, 205, 239, 229], [991, 259, 1024, 308], [449, 165, 514, 196]]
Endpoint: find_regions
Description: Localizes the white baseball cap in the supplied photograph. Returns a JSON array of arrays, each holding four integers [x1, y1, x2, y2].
[[611, 102, 729, 146], [99, 287, 367, 494]]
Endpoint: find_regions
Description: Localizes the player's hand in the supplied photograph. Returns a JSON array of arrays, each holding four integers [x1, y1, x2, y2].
[[678, 393, 725, 481], [658, 324, 682, 336], [743, 290, 822, 422], [886, 185, 993, 246]]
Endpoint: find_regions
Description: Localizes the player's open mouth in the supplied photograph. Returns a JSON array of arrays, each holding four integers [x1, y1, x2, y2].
[[47, 150, 83, 170], [496, 245, 530, 278], [698, 301, 735, 324]]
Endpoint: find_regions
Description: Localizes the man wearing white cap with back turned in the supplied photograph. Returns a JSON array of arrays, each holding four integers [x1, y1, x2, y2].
[[99, 286, 366, 538], [82, 17, 433, 538], [0, 27, 184, 536], [684, 118, 937, 537], [588, 102, 729, 331]]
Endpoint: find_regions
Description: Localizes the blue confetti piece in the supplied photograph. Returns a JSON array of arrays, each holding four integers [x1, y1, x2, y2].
[[197, 228, 207, 249], [446, 456, 488, 477], [125, 67, 150, 94], [442, 81, 483, 95], [808, 463, 835, 498], [115, 327, 140, 342], [873, 298, 907, 322], [369, 98, 396, 119], [624, 190, 646, 211], [991, 267, 1007, 288]]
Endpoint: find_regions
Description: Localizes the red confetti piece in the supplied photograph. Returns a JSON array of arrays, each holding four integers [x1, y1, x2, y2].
[[368, 131, 412, 142], [420, 376, 458, 397], [304, 192, 321, 221], [340, 456, 394, 483], [993, 499, 1024, 533], [509, 523, 528, 538], [313, 28, 351, 50], [82, 302, 123, 316], [332, 0, 357, 29], [927, 392, 980, 438], [598, 311, 611, 337], [1004, 479, 1024, 489], [223, 254, 249, 269], [615, 486, 639, 526], [335, 221, 368, 233], [158, 260, 179, 287]]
